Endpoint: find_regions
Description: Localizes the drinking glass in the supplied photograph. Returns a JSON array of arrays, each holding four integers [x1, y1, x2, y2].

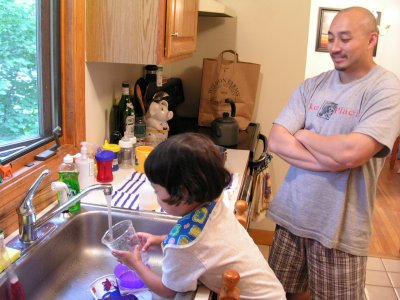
[[101, 220, 140, 252]]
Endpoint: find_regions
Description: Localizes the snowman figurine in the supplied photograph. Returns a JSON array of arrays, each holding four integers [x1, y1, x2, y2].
[[145, 100, 173, 146]]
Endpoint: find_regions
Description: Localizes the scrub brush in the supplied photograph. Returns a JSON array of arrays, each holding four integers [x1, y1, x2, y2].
[[0, 230, 26, 300]]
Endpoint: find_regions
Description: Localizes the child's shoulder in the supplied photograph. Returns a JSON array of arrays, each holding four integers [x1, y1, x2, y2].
[[163, 201, 217, 247]]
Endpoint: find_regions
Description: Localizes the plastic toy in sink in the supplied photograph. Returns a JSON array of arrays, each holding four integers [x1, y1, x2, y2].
[[114, 263, 149, 296], [90, 274, 121, 299]]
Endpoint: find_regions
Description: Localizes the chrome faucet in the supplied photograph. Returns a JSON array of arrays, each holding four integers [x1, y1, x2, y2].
[[17, 169, 50, 242], [17, 169, 113, 243]]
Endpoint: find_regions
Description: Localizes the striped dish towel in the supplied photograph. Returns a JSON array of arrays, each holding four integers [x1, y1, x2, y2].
[[112, 171, 238, 211], [112, 172, 163, 212]]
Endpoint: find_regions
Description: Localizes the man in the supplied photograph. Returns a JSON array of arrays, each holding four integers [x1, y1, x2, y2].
[[267, 6, 400, 300]]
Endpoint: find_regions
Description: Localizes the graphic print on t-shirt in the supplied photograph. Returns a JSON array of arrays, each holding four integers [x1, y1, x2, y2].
[[317, 101, 338, 120]]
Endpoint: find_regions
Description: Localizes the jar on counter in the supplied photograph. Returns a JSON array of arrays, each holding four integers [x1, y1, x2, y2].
[[118, 137, 135, 169], [134, 116, 146, 145]]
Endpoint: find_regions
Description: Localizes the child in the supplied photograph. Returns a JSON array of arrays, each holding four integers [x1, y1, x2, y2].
[[112, 133, 285, 299]]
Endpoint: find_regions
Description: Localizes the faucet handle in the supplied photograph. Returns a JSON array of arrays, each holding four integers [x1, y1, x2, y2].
[[19, 169, 51, 212]]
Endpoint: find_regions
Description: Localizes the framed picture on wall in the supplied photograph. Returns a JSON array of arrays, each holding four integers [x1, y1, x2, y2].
[[315, 7, 381, 56]]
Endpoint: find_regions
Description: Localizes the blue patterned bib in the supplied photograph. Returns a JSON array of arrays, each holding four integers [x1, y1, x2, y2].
[[162, 201, 217, 248]]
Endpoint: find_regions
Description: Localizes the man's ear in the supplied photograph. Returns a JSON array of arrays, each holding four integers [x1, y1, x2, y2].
[[368, 32, 379, 49]]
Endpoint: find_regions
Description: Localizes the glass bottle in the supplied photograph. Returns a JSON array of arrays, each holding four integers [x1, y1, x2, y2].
[[134, 116, 147, 145], [156, 65, 164, 87], [117, 82, 134, 138]]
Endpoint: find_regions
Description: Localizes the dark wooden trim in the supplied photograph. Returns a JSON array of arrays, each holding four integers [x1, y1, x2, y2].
[[60, 0, 86, 146]]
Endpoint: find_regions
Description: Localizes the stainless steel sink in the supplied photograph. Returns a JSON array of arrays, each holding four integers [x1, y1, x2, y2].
[[0, 203, 197, 299]]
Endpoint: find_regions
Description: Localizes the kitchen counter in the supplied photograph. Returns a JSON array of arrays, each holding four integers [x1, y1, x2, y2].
[[81, 148, 250, 212]]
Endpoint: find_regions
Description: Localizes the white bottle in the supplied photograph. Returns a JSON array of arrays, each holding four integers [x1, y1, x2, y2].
[[139, 179, 160, 211], [75, 142, 95, 189]]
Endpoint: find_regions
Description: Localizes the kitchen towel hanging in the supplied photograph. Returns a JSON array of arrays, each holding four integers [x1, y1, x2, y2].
[[198, 50, 261, 130]]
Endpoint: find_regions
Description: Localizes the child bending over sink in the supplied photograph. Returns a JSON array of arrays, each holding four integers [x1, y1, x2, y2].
[[112, 133, 285, 299]]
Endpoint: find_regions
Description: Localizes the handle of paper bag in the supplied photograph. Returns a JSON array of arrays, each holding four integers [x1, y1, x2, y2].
[[217, 50, 238, 76]]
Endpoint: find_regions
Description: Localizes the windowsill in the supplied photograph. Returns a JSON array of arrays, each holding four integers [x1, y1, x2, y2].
[[0, 143, 78, 237]]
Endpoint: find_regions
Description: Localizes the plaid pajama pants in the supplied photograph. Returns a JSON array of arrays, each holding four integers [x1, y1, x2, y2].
[[268, 225, 367, 300]]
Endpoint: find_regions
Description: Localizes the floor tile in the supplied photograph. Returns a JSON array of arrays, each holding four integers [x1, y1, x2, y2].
[[395, 287, 400, 298], [382, 258, 400, 272], [365, 285, 398, 300], [366, 270, 392, 286], [388, 272, 400, 288], [367, 257, 385, 271]]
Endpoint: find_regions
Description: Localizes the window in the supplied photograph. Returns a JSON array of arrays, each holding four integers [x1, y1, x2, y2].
[[0, 0, 60, 164]]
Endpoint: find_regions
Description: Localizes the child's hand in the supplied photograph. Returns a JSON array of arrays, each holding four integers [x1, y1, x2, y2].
[[112, 245, 143, 270], [137, 232, 165, 251]]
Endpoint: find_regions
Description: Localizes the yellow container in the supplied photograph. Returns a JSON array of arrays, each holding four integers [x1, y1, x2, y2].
[[102, 140, 121, 171], [135, 146, 154, 173]]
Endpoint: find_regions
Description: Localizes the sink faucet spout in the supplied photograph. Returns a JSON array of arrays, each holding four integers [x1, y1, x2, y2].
[[18, 179, 113, 243]]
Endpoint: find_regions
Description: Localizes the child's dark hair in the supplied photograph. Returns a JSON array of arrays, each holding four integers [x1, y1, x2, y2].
[[144, 133, 231, 206]]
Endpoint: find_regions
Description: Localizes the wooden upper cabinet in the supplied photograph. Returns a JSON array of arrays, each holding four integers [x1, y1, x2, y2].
[[85, 0, 198, 65], [165, 0, 198, 59]]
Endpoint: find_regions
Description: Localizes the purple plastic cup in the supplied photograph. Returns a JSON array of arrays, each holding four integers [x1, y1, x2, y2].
[[114, 264, 147, 290]]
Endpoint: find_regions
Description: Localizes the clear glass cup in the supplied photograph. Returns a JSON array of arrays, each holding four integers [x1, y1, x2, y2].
[[101, 220, 149, 263], [101, 220, 141, 251]]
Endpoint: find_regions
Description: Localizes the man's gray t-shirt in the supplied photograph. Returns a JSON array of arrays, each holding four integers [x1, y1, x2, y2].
[[268, 66, 400, 256]]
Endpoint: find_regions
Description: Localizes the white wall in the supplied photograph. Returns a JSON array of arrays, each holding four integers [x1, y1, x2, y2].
[[85, 63, 143, 148], [167, 0, 312, 194], [305, 0, 400, 78]]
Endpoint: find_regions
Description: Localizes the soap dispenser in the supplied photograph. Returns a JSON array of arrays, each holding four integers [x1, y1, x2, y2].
[[75, 142, 95, 189]]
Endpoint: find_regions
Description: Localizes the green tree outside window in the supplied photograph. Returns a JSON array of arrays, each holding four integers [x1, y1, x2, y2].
[[0, 0, 39, 144]]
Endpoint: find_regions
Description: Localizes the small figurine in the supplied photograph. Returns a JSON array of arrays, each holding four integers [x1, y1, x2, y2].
[[0, 163, 13, 180], [218, 269, 240, 300], [146, 100, 173, 146]]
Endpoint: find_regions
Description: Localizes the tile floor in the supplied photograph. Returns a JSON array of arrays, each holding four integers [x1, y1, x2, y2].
[[257, 245, 400, 300]]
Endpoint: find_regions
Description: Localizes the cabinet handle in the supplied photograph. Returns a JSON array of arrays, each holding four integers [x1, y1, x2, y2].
[[171, 32, 179, 37]]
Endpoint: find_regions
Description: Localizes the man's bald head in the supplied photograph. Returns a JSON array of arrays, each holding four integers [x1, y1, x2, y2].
[[335, 7, 378, 36]]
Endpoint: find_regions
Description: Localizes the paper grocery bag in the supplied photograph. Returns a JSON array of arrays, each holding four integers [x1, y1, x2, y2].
[[198, 50, 261, 130]]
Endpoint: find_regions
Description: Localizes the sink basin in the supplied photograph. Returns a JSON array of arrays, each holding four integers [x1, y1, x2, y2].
[[0, 203, 194, 299]]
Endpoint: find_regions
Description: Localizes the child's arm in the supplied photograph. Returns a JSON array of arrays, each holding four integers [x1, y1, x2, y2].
[[137, 232, 166, 251], [134, 260, 176, 298], [112, 246, 176, 298]]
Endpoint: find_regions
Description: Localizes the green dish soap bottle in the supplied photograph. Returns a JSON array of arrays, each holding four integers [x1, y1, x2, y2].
[[59, 154, 80, 212]]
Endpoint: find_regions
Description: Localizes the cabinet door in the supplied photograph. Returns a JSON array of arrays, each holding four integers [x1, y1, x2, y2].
[[164, 0, 198, 59], [86, 0, 160, 64]]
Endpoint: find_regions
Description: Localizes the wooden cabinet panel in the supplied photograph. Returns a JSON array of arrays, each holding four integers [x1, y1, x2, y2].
[[86, 0, 161, 64], [165, 0, 198, 59], [86, 0, 198, 65]]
